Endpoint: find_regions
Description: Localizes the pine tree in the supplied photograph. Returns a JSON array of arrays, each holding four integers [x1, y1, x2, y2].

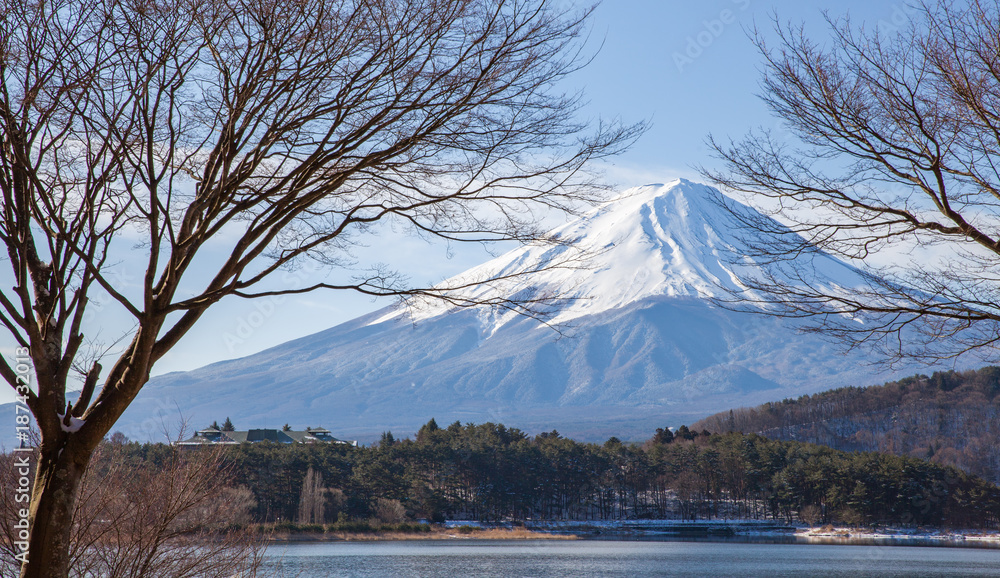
[[653, 428, 674, 444], [416, 418, 440, 443], [222, 417, 235, 432]]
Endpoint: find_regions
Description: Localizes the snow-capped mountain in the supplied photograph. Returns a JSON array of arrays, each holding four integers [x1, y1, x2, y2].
[[113, 179, 931, 443], [374, 179, 862, 329]]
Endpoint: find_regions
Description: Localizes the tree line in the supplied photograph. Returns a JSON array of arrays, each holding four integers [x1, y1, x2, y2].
[[101, 419, 1000, 529], [694, 367, 1000, 484], [6, 417, 998, 576]]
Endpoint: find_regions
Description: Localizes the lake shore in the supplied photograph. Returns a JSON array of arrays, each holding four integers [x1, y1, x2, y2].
[[267, 525, 578, 542], [263, 519, 1000, 548], [522, 519, 1000, 548], [797, 524, 1000, 547], [260, 538, 1000, 577]]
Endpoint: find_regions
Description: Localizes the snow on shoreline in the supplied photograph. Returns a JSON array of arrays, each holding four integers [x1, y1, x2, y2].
[[445, 519, 1000, 547], [799, 525, 1000, 546]]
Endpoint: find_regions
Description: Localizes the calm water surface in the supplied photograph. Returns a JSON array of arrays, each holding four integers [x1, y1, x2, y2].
[[260, 539, 1000, 577]]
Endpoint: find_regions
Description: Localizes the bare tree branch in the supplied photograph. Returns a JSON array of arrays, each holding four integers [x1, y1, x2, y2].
[[703, 1, 1000, 366], [0, 0, 641, 574]]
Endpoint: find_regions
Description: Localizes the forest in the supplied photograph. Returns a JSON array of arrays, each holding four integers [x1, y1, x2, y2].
[[694, 367, 1000, 483], [73, 419, 1000, 531]]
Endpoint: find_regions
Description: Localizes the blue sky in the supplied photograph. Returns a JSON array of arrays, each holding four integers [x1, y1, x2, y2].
[[578, 0, 917, 179], [1, 2, 925, 405], [149, 0, 919, 377]]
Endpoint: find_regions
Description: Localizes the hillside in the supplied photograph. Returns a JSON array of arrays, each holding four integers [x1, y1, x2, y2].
[[694, 366, 1000, 483]]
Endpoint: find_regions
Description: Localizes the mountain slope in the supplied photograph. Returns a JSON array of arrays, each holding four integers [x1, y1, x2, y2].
[[114, 179, 940, 443], [693, 367, 1000, 484]]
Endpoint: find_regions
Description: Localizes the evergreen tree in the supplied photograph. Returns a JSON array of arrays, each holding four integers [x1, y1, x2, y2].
[[222, 417, 235, 432], [675, 425, 695, 441], [653, 428, 674, 444], [416, 418, 440, 443]]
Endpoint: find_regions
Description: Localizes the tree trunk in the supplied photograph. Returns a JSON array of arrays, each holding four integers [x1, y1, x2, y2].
[[19, 447, 89, 578]]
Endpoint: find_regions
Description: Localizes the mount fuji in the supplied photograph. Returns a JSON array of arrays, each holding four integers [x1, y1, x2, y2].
[[113, 179, 936, 442]]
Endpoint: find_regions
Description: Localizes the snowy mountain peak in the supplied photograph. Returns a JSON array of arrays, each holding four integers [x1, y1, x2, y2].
[[374, 178, 857, 330], [116, 179, 941, 445], [572, 178, 746, 299]]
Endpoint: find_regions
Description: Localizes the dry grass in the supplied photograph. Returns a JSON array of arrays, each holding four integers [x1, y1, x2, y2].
[[441, 527, 576, 540], [269, 526, 577, 542]]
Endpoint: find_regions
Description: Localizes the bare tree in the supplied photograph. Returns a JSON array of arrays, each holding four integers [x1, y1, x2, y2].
[[67, 442, 264, 578], [373, 497, 407, 524], [0, 440, 264, 578], [0, 0, 641, 574], [297, 467, 326, 525], [704, 1, 1000, 365]]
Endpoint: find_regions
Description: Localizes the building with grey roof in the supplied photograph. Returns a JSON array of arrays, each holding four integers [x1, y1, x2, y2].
[[176, 425, 357, 446]]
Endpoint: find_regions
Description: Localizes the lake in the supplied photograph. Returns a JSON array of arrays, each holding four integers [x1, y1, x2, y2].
[[260, 539, 1000, 577]]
